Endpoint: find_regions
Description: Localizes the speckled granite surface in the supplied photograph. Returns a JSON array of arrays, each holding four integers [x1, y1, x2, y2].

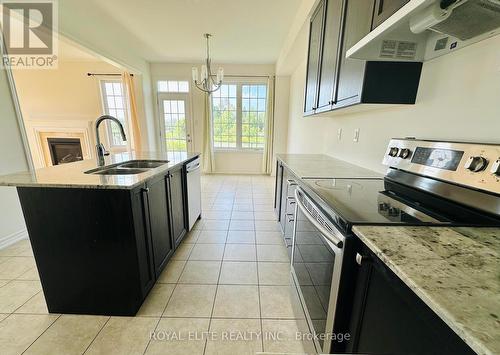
[[353, 226, 500, 355], [0, 151, 200, 190], [276, 154, 382, 178]]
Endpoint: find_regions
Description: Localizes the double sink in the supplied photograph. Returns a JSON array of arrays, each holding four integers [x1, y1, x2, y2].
[[85, 160, 169, 175]]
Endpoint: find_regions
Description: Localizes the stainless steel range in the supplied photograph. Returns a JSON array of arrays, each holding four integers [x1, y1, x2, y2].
[[291, 138, 500, 354]]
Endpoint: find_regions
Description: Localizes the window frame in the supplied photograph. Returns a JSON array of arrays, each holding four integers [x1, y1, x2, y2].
[[98, 79, 130, 150], [211, 79, 268, 152]]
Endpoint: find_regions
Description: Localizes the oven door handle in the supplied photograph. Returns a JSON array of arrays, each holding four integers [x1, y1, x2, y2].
[[294, 189, 344, 249]]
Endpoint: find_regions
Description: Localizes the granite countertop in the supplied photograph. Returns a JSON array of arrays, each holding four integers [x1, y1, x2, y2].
[[276, 153, 382, 178], [353, 225, 500, 355], [0, 151, 200, 190]]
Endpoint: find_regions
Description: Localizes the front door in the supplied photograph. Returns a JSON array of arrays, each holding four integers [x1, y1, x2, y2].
[[158, 93, 192, 154]]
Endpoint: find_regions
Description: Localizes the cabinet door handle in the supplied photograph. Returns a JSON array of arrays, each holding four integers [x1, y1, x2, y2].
[[356, 253, 370, 265], [287, 196, 296, 205], [286, 179, 297, 187], [142, 187, 150, 193], [286, 213, 295, 223]]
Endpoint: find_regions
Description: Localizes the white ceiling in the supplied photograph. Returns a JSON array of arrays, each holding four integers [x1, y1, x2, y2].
[[89, 0, 303, 64]]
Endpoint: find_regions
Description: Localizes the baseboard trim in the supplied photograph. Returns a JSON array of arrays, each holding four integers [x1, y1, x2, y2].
[[0, 229, 28, 250]]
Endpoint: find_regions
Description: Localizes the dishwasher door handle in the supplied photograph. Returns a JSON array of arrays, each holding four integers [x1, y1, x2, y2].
[[187, 164, 201, 173]]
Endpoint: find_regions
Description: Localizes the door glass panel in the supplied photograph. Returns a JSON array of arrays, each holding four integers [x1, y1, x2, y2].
[[162, 99, 187, 153]]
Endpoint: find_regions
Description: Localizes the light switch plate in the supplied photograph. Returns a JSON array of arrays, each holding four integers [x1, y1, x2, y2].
[[353, 128, 360, 143], [337, 128, 342, 141]]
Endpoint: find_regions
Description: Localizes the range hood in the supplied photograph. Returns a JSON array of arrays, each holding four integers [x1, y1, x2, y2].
[[347, 0, 500, 61]]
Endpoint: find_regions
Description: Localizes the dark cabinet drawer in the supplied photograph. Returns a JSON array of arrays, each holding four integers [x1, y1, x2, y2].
[[372, 0, 410, 29]]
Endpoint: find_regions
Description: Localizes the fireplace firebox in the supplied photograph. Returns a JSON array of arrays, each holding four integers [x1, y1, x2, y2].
[[47, 138, 84, 165]]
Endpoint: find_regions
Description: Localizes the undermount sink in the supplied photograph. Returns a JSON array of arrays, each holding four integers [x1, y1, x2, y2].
[[118, 160, 169, 169], [90, 168, 148, 175], [85, 160, 169, 175]]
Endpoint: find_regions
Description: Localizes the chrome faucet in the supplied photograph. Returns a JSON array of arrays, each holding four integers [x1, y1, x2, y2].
[[95, 115, 127, 166]]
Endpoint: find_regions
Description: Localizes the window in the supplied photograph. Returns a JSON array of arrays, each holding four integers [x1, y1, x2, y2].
[[212, 82, 267, 150], [100, 80, 128, 147], [212, 84, 237, 149], [158, 80, 189, 93]]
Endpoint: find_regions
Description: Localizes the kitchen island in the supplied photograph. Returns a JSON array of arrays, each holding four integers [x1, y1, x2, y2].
[[0, 152, 200, 316]]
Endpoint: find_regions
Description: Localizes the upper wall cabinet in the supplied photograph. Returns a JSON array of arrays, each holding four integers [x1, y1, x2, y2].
[[304, 0, 423, 116], [304, 1, 325, 116], [372, 0, 410, 29]]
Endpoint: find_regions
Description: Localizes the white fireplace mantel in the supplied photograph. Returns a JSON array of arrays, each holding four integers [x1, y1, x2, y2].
[[25, 119, 95, 168]]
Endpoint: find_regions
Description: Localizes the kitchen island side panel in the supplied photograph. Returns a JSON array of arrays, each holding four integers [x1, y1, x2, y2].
[[17, 186, 146, 316]]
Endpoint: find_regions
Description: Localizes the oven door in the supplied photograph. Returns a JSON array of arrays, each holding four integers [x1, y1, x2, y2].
[[291, 187, 345, 354]]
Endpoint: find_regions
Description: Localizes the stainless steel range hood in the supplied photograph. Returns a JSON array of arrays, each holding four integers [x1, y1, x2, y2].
[[347, 0, 500, 62]]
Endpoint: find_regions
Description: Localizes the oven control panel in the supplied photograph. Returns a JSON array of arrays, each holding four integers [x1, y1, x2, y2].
[[382, 138, 500, 195]]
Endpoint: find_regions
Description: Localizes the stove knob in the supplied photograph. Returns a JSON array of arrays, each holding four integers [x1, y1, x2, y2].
[[388, 147, 400, 157], [399, 148, 412, 159], [464, 156, 489, 172], [491, 159, 500, 176]]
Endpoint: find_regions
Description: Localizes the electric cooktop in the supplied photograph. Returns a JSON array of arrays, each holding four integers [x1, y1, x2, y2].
[[301, 177, 498, 232]]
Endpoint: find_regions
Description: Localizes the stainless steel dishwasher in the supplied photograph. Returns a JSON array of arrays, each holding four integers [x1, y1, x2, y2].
[[186, 157, 201, 230]]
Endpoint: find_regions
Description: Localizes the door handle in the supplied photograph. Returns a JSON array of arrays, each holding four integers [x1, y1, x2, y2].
[[141, 187, 150, 193], [286, 213, 295, 223]]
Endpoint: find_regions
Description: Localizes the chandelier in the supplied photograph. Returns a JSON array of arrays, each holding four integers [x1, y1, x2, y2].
[[192, 33, 224, 93]]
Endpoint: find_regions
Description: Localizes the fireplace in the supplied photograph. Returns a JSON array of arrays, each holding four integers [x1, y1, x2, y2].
[[47, 138, 84, 165]]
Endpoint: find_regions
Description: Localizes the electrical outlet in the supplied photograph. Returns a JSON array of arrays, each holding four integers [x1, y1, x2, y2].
[[353, 128, 360, 143], [337, 128, 342, 141]]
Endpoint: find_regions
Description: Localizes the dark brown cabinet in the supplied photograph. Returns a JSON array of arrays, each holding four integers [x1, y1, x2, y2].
[[347, 245, 475, 355], [274, 161, 284, 218], [335, 0, 374, 106], [304, 1, 325, 115], [316, 0, 344, 113], [131, 187, 155, 299], [274, 160, 298, 257], [143, 174, 174, 277], [168, 166, 187, 247], [304, 0, 422, 116], [372, 0, 410, 29], [17, 158, 197, 316]]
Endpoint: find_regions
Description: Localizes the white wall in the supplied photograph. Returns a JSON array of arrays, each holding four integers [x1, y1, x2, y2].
[[272, 76, 291, 175], [0, 69, 29, 248], [150, 63, 286, 174], [285, 33, 500, 173], [12, 60, 124, 168], [58, 0, 158, 151], [13, 61, 120, 122]]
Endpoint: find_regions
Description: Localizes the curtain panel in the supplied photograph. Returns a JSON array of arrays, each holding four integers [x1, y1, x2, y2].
[[121, 72, 142, 152]]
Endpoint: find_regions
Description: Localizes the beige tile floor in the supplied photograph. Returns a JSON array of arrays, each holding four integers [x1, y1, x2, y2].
[[0, 174, 316, 355]]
